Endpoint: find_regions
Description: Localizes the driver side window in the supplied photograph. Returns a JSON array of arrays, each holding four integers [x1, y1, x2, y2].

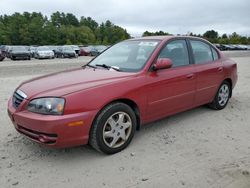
[[158, 40, 189, 67]]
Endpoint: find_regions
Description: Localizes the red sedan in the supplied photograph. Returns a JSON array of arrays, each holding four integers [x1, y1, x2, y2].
[[7, 36, 237, 154], [79, 46, 91, 56]]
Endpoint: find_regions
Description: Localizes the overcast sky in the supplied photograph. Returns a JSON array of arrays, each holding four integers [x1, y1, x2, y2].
[[0, 0, 250, 37]]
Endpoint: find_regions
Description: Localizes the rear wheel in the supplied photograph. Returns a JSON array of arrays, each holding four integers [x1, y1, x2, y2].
[[90, 103, 136, 154], [209, 81, 231, 110]]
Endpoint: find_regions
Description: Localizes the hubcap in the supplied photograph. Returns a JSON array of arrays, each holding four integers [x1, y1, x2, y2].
[[102, 112, 132, 148], [218, 84, 230, 106]]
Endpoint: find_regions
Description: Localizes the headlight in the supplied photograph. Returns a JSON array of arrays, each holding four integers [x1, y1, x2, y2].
[[27, 97, 65, 115]]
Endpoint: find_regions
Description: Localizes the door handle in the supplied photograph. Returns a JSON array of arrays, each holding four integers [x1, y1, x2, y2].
[[186, 74, 194, 79], [218, 67, 223, 72]]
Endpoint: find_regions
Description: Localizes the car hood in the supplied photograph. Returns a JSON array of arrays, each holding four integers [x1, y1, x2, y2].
[[18, 67, 136, 99], [63, 50, 75, 53], [38, 50, 53, 53]]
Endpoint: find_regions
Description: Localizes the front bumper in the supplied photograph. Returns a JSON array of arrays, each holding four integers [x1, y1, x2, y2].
[[12, 53, 30, 59], [64, 53, 76, 58], [7, 98, 97, 148], [38, 54, 54, 59]]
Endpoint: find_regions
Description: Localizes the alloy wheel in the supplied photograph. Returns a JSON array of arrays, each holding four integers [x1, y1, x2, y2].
[[102, 112, 132, 148], [218, 84, 230, 106]]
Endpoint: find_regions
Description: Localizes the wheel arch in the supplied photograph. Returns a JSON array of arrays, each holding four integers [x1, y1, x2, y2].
[[93, 98, 141, 131]]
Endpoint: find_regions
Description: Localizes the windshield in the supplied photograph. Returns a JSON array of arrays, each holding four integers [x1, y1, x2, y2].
[[37, 46, 50, 51], [63, 46, 73, 51], [89, 40, 159, 72], [11, 46, 26, 51]]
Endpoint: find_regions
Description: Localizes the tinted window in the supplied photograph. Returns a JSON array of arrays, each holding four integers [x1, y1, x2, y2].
[[158, 40, 189, 67], [212, 48, 219, 60], [190, 40, 213, 64]]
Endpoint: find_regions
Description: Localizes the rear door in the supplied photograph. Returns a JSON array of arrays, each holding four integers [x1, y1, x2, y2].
[[145, 39, 196, 121], [188, 39, 224, 106]]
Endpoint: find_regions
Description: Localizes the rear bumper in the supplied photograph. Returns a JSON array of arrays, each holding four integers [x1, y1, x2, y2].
[[7, 99, 97, 148]]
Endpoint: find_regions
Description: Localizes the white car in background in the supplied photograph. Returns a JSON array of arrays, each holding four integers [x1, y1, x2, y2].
[[34, 46, 55, 59]]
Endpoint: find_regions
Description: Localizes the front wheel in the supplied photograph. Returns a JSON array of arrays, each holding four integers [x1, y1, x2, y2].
[[209, 81, 231, 110], [90, 103, 137, 154]]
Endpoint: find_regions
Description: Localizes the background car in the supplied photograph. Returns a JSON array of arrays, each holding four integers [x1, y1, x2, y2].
[[55, 46, 77, 58], [66, 45, 80, 56], [2, 45, 12, 58], [29, 46, 37, 58], [222, 44, 236, 51], [79, 46, 91, 56], [0, 49, 5, 61], [48, 46, 60, 55], [90, 45, 108, 56], [214, 44, 227, 51], [237, 44, 248, 50], [34, 46, 55, 59], [9, 46, 31, 60]]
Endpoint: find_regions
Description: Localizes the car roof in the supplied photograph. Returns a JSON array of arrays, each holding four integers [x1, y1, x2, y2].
[[129, 35, 174, 41], [128, 35, 210, 42]]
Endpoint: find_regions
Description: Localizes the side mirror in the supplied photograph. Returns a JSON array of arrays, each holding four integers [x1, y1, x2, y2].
[[153, 58, 173, 71]]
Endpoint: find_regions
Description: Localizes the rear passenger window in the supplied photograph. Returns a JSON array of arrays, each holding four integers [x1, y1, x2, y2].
[[190, 40, 213, 64], [158, 40, 189, 67]]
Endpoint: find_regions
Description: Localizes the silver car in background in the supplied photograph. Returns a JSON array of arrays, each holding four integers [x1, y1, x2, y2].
[[34, 46, 55, 59]]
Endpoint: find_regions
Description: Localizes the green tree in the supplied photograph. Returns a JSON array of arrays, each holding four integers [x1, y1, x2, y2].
[[203, 30, 219, 43], [142, 30, 170, 36], [229, 32, 241, 44], [203, 30, 218, 39], [80, 16, 98, 31]]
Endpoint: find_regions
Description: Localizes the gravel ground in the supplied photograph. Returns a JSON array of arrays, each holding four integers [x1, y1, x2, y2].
[[0, 52, 250, 188]]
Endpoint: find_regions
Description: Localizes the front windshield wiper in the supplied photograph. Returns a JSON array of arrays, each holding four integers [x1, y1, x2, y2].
[[82, 64, 96, 69], [95, 64, 120, 71]]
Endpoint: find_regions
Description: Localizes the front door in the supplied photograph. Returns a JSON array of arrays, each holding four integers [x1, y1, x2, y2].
[[145, 39, 196, 122]]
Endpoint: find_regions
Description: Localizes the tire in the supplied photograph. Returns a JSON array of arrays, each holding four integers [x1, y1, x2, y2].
[[209, 81, 231, 110], [89, 102, 137, 154]]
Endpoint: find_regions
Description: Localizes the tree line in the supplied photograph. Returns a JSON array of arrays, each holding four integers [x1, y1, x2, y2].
[[1, 12, 249, 45], [143, 30, 250, 44], [0, 12, 130, 45]]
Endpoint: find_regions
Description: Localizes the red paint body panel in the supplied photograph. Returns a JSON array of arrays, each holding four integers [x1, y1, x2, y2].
[[8, 98, 97, 147], [194, 60, 224, 105], [145, 65, 196, 122], [7, 36, 237, 148]]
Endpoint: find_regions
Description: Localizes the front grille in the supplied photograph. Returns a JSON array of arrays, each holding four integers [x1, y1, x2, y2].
[[12, 90, 26, 108]]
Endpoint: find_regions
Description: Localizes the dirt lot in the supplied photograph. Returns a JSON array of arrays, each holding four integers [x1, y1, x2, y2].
[[0, 52, 250, 188]]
